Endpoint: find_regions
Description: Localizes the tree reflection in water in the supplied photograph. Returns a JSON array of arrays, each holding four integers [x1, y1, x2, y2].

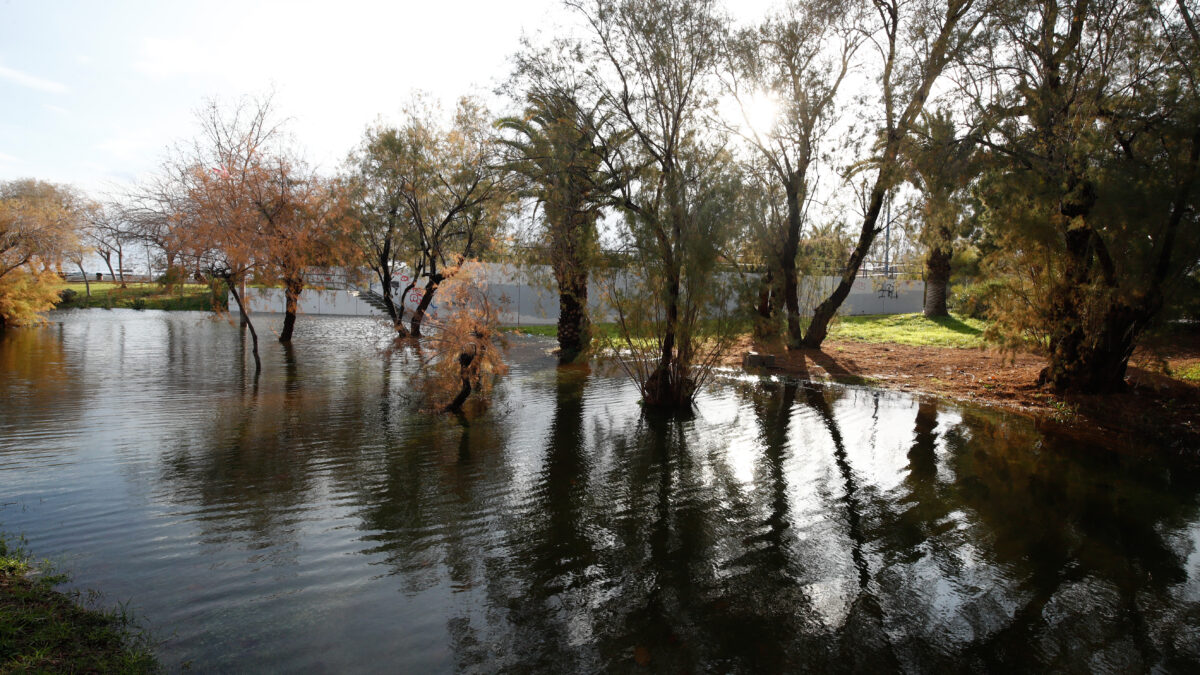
[[17, 315, 1193, 671]]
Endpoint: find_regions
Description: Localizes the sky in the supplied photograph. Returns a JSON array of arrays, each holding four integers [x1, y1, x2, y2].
[[0, 0, 777, 197]]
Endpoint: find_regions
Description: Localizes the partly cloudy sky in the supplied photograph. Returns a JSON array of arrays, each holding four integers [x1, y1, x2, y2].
[[0, 0, 775, 197]]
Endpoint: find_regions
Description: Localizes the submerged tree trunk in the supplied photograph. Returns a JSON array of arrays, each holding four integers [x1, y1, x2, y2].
[[643, 212, 692, 408], [556, 267, 590, 363], [923, 245, 951, 317], [279, 276, 304, 343], [445, 347, 476, 413], [227, 279, 262, 375]]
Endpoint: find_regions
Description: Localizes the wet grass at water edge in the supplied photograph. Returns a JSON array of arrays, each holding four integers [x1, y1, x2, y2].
[[0, 534, 160, 673]]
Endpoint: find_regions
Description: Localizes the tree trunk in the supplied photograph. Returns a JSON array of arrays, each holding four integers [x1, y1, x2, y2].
[[117, 248, 126, 287], [279, 276, 304, 343], [644, 238, 692, 408], [78, 263, 91, 297], [445, 348, 476, 413], [556, 267, 590, 363], [781, 180, 805, 348], [227, 279, 262, 374], [1037, 174, 1151, 394], [101, 253, 116, 285], [163, 252, 176, 292], [923, 246, 951, 317], [410, 273, 443, 338], [755, 267, 777, 338], [1039, 299, 1150, 393]]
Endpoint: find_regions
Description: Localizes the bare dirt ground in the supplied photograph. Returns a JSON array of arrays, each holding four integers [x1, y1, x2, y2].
[[725, 330, 1200, 456]]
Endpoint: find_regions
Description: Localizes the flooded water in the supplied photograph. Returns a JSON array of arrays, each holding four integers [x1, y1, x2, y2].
[[2, 310, 1199, 672]]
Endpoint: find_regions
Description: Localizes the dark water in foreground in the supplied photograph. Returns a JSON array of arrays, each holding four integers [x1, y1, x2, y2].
[[2, 310, 1199, 672]]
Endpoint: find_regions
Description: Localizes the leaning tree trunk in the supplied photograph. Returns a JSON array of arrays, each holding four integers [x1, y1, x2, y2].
[[78, 263, 91, 297], [409, 273, 443, 338], [801, 184, 887, 348], [101, 253, 116, 286], [923, 245, 951, 317], [279, 276, 305, 343], [226, 278, 262, 374]]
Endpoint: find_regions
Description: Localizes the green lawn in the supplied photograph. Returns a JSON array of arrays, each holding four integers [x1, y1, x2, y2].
[[54, 281, 225, 312], [1177, 363, 1200, 382], [503, 323, 631, 342], [827, 313, 988, 348], [506, 313, 989, 349], [1, 536, 159, 673]]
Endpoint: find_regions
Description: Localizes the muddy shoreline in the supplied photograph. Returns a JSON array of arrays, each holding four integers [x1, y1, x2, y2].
[[725, 335, 1200, 458]]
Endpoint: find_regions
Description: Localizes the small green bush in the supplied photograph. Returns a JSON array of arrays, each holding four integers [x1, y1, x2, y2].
[[949, 279, 1005, 320]]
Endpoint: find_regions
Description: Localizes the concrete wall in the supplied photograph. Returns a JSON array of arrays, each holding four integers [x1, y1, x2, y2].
[[233, 264, 925, 323]]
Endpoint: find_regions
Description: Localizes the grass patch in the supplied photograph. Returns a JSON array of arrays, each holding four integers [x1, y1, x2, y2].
[[827, 313, 988, 348], [502, 323, 627, 341], [1176, 362, 1200, 382], [508, 314, 988, 349], [0, 534, 159, 673], [54, 281, 225, 312], [503, 324, 560, 338]]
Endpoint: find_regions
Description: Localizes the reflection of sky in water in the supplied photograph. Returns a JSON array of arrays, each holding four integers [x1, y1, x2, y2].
[[1, 310, 1199, 672]]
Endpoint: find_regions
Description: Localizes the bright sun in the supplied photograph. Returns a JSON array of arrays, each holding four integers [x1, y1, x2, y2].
[[734, 91, 781, 137]]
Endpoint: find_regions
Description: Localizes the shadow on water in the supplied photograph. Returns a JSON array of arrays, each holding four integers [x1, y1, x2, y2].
[[3, 314, 1200, 672]]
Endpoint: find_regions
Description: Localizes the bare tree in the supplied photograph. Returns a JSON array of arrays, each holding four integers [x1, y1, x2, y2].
[[84, 201, 134, 286]]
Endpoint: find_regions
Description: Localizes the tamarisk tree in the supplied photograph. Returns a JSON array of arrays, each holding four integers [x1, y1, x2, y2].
[[723, 0, 861, 346], [347, 97, 507, 338], [571, 0, 744, 408], [800, 0, 987, 347], [974, 0, 1200, 392]]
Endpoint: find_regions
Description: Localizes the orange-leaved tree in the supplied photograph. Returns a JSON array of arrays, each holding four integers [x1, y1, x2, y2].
[[0, 179, 83, 326], [174, 97, 287, 373], [414, 261, 508, 413]]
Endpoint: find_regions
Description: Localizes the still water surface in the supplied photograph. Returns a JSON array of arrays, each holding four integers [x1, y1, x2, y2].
[[2, 310, 1199, 672]]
